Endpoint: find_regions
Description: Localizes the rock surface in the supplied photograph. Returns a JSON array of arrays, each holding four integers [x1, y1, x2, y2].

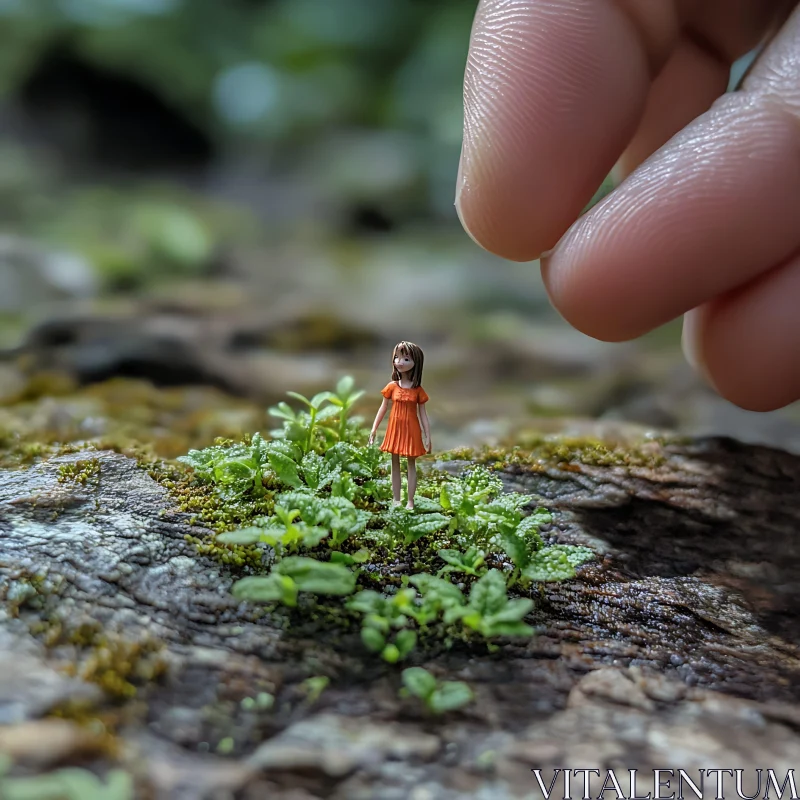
[[1, 436, 800, 798]]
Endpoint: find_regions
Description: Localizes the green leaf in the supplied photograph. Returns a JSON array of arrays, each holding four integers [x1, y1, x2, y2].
[[411, 495, 444, 513], [515, 515, 546, 551], [301, 676, 330, 703], [267, 451, 302, 489], [347, 589, 385, 615], [325, 442, 372, 477], [311, 391, 336, 409], [330, 469, 357, 501], [330, 548, 371, 566], [401, 667, 437, 699], [336, 375, 355, 398], [286, 391, 312, 407], [361, 626, 385, 653], [547, 544, 595, 568], [487, 597, 534, 623], [232, 574, 298, 607], [268, 401, 298, 421], [522, 548, 576, 582], [295, 525, 329, 549], [428, 681, 474, 714], [443, 605, 469, 625], [395, 629, 418, 659], [300, 452, 335, 491], [214, 458, 256, 489], [361, 478, 391, 501], [276, 557, 356, 596], [410, 574, 466, 610], [438, 547, 485, 576], [482, 621, 534, 637], [277, 492, 322, 525], [382, 644, 401, 663], [217, 526, 264, 546], [314, 404, 340, 423], [468, 569, 509, 616], [284, 421, 311, 444], [401, 512, 450, 544], [498, 531, 530, 570]]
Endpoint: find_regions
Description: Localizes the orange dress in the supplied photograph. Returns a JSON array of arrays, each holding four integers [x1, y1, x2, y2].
[[380, 382, 429, 457]]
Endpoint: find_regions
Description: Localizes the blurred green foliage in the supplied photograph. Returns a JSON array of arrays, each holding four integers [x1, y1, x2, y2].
[[0, 0, 474, 142]]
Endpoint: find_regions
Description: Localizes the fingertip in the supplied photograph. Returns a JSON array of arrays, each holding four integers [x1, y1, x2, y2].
[[540, 241, 651, 343], [696, 257, 800, 412], [458, 0, 652, 262]]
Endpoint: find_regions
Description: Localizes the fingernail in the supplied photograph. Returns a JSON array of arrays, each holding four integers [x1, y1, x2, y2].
[[681, 308, 715, 388]]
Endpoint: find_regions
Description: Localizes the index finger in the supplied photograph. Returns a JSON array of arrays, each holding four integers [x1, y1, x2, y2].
[[456, 0, 664, 261]]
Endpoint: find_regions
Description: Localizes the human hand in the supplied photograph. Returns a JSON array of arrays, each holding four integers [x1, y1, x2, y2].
[[457, 0, 800, 411], [425, 440, 432, 454], [368, 431, 376, 446]]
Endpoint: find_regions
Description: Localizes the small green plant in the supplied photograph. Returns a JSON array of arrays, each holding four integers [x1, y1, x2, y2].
[[437, 546, 486, 577], [275, 492, 371, 547], [401, 667, 474, 714], [325, 375, 366, 443], [439, 465, 530, 547], [458, 569, 534, 637], [496, 508, 594, 586], [283, 390, 339, 454], [408, 573, 469, 625], [522, 544, 595, 582], [347, 589, 419, 663], [382, 506, 450, 545], [0, 756, 133, 800], [268, 377, 368, 455], [218, 506, 328, 559], [301, 675, 330, 703], [240, 692, 274, 711], [177, 376, 596, 668], [179, 432, 272, 499], [232, 556, 356, 607]]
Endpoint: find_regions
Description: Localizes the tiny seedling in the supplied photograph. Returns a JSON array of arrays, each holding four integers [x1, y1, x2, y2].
[[437, 546, 486, 577], [401, 667, 474, 714], [301, 675, 330, 703], [233, 556, 356, 607]]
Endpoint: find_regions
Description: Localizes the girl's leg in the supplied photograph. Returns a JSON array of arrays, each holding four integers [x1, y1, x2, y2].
[[406, 457, 417, 510], [391, 453, 401, 505]]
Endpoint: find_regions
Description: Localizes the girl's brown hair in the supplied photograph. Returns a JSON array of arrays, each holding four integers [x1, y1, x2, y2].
[[391, 341, 424, 388]]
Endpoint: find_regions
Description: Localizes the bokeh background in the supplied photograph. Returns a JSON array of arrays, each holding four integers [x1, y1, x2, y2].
[[0, 0, 797, 455]]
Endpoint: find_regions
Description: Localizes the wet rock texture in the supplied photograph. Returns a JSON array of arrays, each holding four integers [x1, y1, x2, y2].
[[1, 436, 800, 798]]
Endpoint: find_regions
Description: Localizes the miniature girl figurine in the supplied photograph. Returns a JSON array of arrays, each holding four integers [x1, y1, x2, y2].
[[368, 341, 431, 509]]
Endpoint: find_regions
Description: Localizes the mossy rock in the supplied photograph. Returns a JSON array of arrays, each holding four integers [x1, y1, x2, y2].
[[2, 399, 800, 797]]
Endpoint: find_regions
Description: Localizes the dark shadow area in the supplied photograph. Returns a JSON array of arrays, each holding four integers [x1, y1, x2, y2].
[[20, 318, 238, 393], [566, 438, 800, 646], [18, 44, 214, 172]]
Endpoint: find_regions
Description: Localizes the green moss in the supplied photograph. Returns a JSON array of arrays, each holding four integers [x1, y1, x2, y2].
[[0, 377, 270, 469], [0, 567, 63, 617], [57, 458, 101, 484], [440, 434, 669, 471], [74, 636, 167, 700], [27, 612, 167, 702]]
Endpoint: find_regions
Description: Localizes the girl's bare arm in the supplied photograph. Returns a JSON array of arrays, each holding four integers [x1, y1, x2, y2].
[[368, 399, 390, 445], [418, 404, 431, 453]]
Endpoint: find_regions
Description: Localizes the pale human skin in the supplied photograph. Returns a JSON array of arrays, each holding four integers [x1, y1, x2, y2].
[[457, 0, 800, 412], [368, 352, 431, 509]]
